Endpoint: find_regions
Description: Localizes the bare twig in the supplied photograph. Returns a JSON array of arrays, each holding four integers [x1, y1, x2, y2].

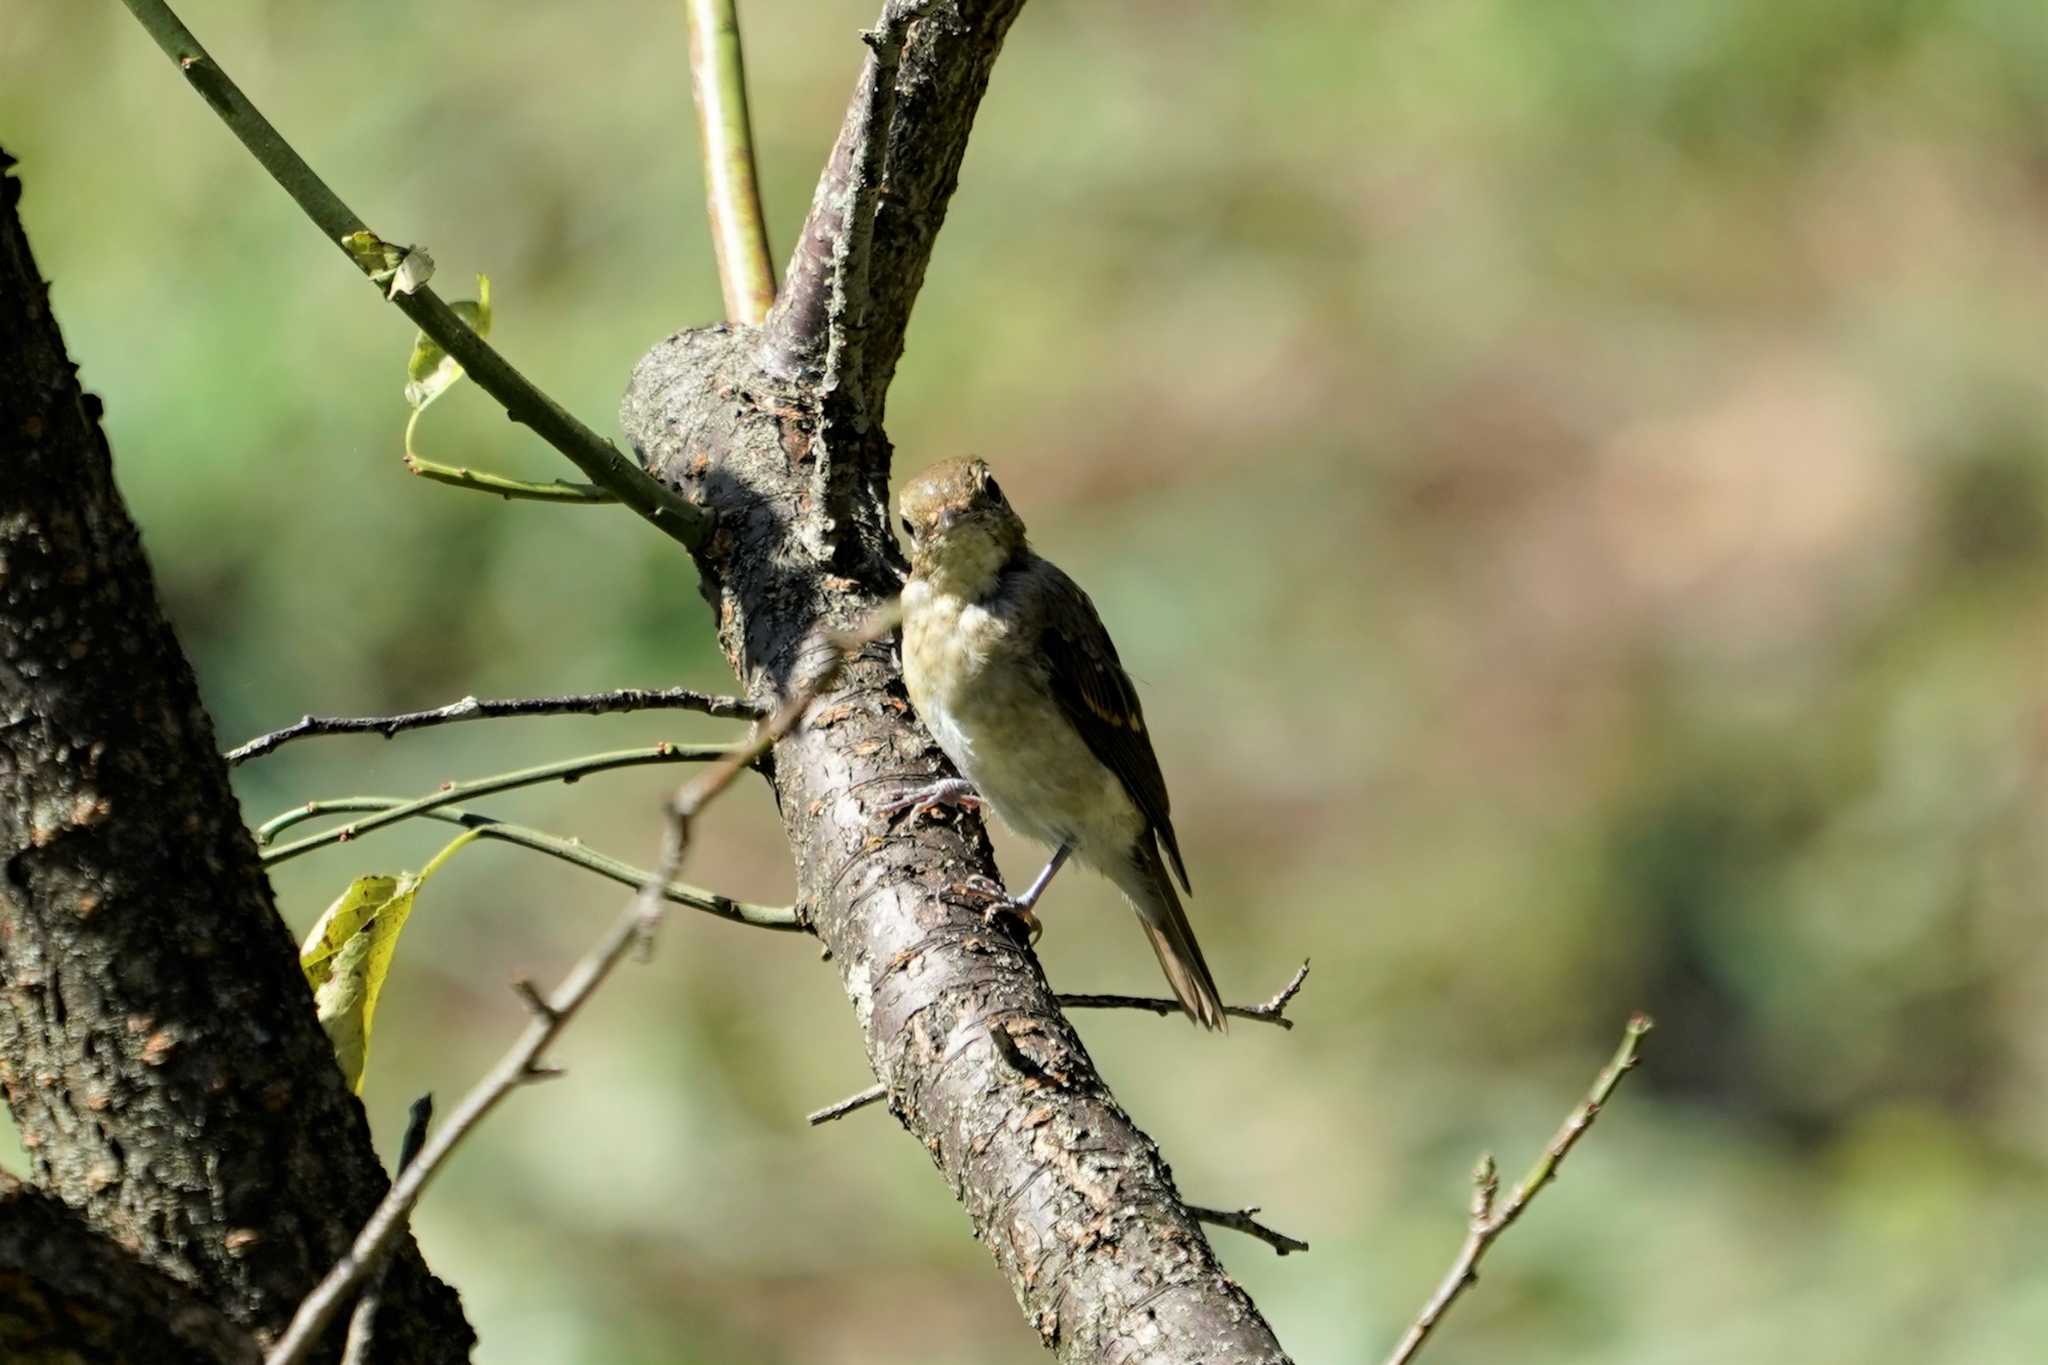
[[807, 962, 1315, 1124], [256, 798, 801, 931], [685, 0, 776, 324], [395, 1094, 435, 1170], [1060, 959, 1311, 1030], [1382, 1013, 1655, 1365], [254, 743, 743, 865], [263, 896, 661, 1363], [227, 686, 759, 765], [117, 0, 710, 549], [1183, 1204, 1309, 1257], [267, 606, 901, 1363], [339, 1095, 433, 1365], [806, 1085, 886, 1126]]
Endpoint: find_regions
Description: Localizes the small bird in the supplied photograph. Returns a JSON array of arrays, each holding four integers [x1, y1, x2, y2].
[[889, 457, 1226, 1029]]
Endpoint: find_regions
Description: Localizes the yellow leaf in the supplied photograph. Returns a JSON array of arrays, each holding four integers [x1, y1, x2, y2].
[[300, 874, 419, 1095], [298, 829, 476, 1095], [404, 274, 493, 413]]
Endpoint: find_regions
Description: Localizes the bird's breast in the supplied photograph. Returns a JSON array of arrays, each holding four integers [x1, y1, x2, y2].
[[900, 580, 1140, 856], [901, 581, 1007, 762]]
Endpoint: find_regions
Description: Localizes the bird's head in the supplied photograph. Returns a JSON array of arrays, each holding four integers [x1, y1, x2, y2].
[[899, 457, 1025, 589]]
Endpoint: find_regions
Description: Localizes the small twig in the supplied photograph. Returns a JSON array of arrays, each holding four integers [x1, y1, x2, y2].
[[262, 603, 886, 1363], [395, 1094, 434, 1170], [1382, 1013, 1655, 1365], [272, 621, 891, 1353], [117, 0, 710, 549], [806, 1084, 885, 1126], [404, 452, 618, 505], [1060, 960, 1311, 1031], [263, 893, 674, 1363], [254, 743, 743, 865], [338, 1095, 433, 1365], [807, 963, 1314, 1124], [510, 979, 555, 1021], [1184, 1204, 1309, 1257], [253, 798, 801, 930], [226, 686, 759, 765], [685, 0, 777, 324]]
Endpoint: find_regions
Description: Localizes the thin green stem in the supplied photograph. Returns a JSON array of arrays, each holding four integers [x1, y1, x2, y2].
[[685, 0, 777, 324], [257, 744, 742, 866], [118, 0, 709, 548], [404, 452, 617, 504], [415, 827, 484, 883], [290, 799, 801, 931]]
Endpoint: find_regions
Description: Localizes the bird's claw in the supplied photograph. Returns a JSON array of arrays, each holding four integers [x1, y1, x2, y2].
[[880, 777, 984, 826], [945, 875, 1043, 944]]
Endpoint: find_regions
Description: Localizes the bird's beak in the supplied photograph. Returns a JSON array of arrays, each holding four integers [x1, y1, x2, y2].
[[938, 507, 963, 531]]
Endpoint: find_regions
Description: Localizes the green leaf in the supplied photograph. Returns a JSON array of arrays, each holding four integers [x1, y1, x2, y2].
[[298, 831, 477, 1094], [404, 274, 492, 415], [341, 228, 407, 280]]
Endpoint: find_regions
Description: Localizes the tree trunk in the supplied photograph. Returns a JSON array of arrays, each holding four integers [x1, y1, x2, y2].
[[0, 148, 473, 1362], [0, 1173, 260, 1365]]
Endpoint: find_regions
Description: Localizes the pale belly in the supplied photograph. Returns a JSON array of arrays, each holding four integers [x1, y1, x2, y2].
[[902, 582, 1142, 864]]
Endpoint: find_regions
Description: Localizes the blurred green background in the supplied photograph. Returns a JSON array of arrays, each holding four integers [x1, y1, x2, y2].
[[6, 1, 2046, 1360]]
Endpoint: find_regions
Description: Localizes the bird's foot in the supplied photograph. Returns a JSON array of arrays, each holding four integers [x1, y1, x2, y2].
[[880, 777, 984, 826], [945, 875, 1043, 945]]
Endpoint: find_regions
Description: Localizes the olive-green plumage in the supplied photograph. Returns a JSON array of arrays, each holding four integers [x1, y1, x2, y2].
[[896, 457, 1225, 1029]]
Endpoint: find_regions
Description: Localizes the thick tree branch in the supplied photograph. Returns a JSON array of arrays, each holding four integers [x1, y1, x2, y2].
[[0, 148, 471, 1360], [626, 365, 1293, 1363], [117, 0, 711, 549], [621, 2, 1296, 1356], [686, 0, 777, 323], [1382, 1014, 1655, 1365], [760, 0, 920, 407], [807, 962, 1314, 1124], [226, 686, 759, 765], [760, 0, 1028, 426], [0, 1175, 261, 1365]]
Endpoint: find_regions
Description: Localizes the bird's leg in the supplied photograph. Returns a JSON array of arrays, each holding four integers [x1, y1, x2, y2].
[[880, 777, 984, 824], [1011, 843, 1073, 916], [948, 843, 1072, 945]]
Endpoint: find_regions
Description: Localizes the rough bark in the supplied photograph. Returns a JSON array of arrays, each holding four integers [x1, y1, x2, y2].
[[0, 150, 472, 1361], [0, 1173, 261, 1365], [621, 6, 1294, 1358], [762, 0, 1027, 424]]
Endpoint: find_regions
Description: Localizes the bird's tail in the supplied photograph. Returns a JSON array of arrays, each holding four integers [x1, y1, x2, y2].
[[1120, 840, 1227, 1031]]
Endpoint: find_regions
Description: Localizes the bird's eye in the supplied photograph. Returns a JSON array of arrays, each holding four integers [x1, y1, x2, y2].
[[982, 475, 1004, 504], [900, 514, 915, 539]]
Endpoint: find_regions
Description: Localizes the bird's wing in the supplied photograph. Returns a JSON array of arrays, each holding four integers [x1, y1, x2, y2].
[[1025, 559, 1192, 894]]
